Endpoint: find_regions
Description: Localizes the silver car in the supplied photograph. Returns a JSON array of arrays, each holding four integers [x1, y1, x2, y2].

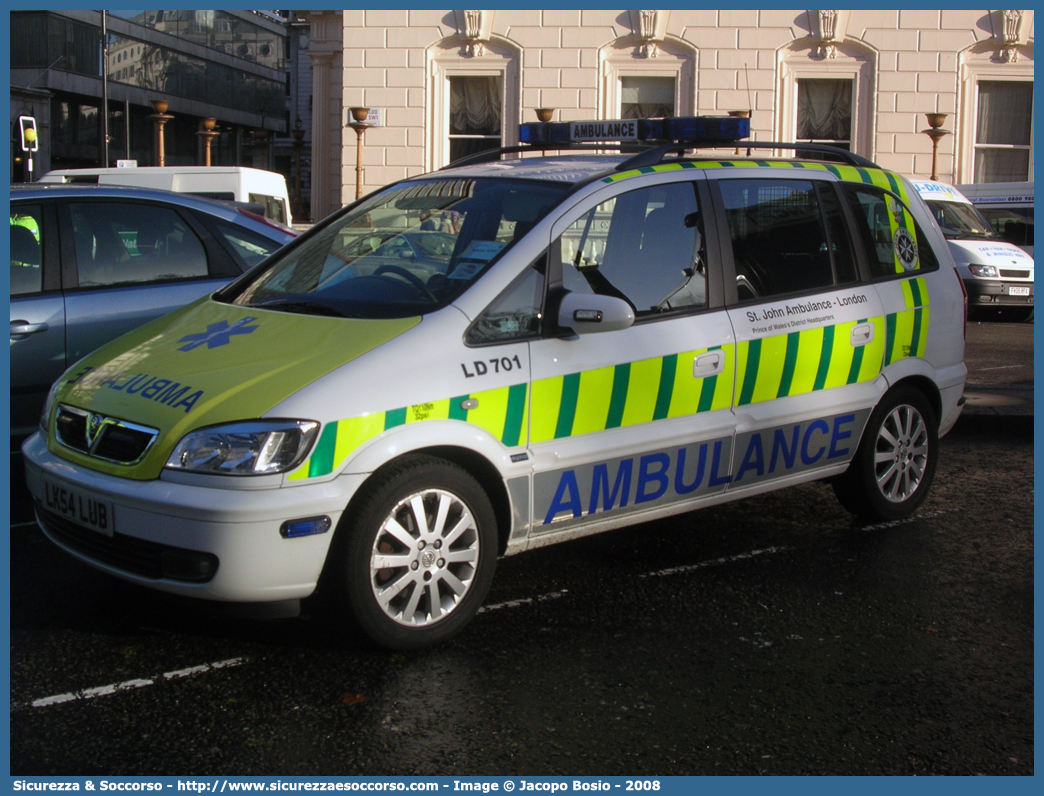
[[10, 184, 296, 439]]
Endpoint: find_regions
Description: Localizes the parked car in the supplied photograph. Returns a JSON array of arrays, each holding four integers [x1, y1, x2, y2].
[[911, 180, 1033, 321], [23, 115, 968, 650], [39, 165, 294, 227], [955, 181, 1033, 257], [10, 184, 296, 439]]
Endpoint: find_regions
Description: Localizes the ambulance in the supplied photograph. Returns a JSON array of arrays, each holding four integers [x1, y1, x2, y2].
[[24, 116, 968, 649], [956, 181, 1033, 257], [911, 180, 1033, 321]]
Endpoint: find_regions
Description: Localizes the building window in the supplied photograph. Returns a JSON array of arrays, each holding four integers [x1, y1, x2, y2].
[[974, 80, 1033, 182], [777, 40, 874, 159], [620, 76, 675, 118], [448, 76, 502, 164], [797, 78, 852, 151]]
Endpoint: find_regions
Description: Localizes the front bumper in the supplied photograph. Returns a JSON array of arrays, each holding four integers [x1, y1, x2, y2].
[[22, 433, 365, 602], [964, 277, 1034, 307]]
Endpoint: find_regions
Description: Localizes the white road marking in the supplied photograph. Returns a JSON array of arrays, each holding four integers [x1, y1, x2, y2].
[[639, 546, 791, 578], [479, 589, 568, 613], [25, 657, 249, 709], [857, 509, 955, 533]]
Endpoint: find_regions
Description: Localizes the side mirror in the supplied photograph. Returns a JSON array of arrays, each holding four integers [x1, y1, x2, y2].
[[557, 291, 635, 335]]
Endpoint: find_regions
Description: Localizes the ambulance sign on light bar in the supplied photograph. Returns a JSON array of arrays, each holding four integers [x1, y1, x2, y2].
[[518, 115, 750, 146], [570, 120, 638, 141]]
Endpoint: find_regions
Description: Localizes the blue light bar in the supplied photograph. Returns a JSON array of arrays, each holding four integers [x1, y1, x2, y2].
[[519, 116, 750, 146]]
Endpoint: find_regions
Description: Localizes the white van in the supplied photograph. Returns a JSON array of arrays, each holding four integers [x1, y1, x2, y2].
[[39, 166, 293, 227], [955, 181, 1033, 257], [912, 180, 1033, 320]]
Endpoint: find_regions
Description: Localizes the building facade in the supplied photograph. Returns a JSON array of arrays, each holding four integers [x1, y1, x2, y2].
[[10, 10, 315, 218], [300, 9, 1034, 221]]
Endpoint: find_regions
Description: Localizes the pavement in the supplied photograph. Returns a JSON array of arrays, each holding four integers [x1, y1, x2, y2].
[[954, 319, 1034, 436]]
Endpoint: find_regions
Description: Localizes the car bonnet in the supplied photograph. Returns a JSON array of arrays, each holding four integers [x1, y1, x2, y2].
[[50, 298, 420, 480]]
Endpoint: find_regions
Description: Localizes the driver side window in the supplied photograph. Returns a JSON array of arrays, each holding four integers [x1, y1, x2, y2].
[[557, 182, 705, 316]]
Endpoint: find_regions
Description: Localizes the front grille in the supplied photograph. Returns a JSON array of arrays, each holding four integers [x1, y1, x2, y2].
[[36, 504, 218, 583], [1000, 269, 1031, 279], [55, 405, 157, 464]]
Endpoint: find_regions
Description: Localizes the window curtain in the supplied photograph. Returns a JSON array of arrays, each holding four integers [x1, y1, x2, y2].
[[621, 76, 675, 119], [450, 76, 501, 135], [977, 81, 1032, 146], [797, 79, 852, 140], [975, 81, 1033, 182]]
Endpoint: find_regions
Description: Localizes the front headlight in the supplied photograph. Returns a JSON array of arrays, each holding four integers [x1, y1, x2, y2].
[[165, 420, 320, 476], [968, 263, 999, 278]]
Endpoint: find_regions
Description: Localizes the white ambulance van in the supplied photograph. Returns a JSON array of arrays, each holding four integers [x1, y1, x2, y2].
[[39, 165, 293, 227], [956, 181, 1033, 257], [25, 117, 968, 649], [912, 180, 1033, 321]]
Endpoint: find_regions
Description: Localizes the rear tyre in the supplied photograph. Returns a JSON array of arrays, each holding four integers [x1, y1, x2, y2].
[[331, 455, 498, 650], [833, 386, 939, 521]]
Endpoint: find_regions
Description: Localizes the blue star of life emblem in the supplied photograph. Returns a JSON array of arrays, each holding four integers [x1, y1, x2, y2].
[[178, 317, 260, 352]]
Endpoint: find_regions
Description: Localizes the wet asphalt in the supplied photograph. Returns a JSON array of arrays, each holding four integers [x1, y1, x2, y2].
[[7, 320, 1034, 776]]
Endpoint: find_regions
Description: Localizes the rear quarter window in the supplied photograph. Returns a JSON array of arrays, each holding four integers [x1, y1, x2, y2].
[[211, 221, 285, 270], [841, 185, 939, 279]]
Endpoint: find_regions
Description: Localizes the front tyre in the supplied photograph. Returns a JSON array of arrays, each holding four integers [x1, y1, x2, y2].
[[833, 386, 939, 521], [334, 455, 497, 650]]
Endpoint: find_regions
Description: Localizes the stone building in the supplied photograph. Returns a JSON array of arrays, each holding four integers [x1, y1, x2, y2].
[[298, 9, 1033, 221]]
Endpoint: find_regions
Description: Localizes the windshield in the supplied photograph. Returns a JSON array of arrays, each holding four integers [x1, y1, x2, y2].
[[226, 178, 568, 318], [926, 200, 999, 240]]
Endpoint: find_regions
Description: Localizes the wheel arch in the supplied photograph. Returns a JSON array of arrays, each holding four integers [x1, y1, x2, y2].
[[338, 445, 514, 557], [886, 374, 942, 428]]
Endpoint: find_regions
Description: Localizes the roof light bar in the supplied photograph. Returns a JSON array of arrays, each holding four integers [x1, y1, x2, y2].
[[518, 115, 750, 145]]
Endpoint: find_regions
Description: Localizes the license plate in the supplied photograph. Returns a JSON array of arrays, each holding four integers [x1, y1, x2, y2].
[[1009, 286, 1031, 296], [41, 479, 114, 536]]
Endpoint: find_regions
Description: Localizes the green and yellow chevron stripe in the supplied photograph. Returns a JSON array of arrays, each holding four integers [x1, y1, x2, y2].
[[290, 275, 931, 480], [288, 382, 528, 480], [529, 346, 734, 443], [885, 276, 931, 365], [735, 318, 887, 407]]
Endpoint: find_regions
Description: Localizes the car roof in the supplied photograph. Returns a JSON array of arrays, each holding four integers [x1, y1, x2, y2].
[[432, 154, 631, 183], [425, 149, 904, 191], [10, 183, 296, 241]]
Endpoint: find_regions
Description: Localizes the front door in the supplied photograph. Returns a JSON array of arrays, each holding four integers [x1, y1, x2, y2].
[[10, 201, 65, 439], [526, 173, 738, 538]]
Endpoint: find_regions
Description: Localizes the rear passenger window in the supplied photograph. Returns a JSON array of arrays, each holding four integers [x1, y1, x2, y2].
[[841, 185, 939, 278], [70, 203, 209, 287], [720, 179, 858, 302], [10, 204, 43, 295], [558, 182, 706, 316]]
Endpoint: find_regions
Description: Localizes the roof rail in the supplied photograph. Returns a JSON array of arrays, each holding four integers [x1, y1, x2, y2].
[[442, 142, 652, 170], [615, 141, 879, 171], [445, 140, 880, 173]]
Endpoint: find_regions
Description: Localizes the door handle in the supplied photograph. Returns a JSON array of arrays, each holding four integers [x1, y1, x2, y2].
[[693, 351, 724, 378], [850, 323, 874, 347], [10, 320, 49, 337]]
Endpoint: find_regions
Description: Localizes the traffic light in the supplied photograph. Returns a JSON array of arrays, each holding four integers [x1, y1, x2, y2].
[[19, 116, 38, 152]]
